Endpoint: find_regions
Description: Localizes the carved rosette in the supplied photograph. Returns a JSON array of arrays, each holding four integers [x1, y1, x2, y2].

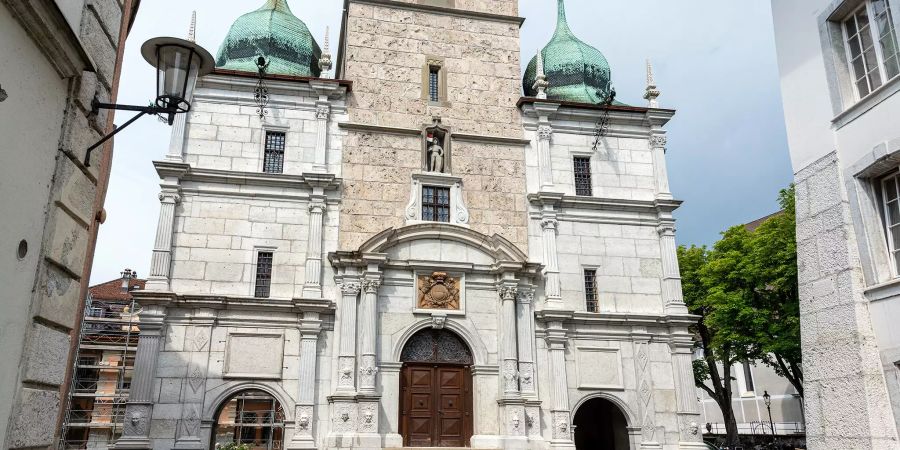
[[650, 134, 667, 149], [295, 405, 314, 436], [525, 406, 541, 437], [331, 402, 357, 433], [518, 361, 535, 391], [418, 272, 460, 310], [358, 402, 379, 433], [359, 354, 378, 388], [551, 411, 570, 440], [123, 404, 151, 436], [337, 356, 355, 389], [502, 359, 519, 392]]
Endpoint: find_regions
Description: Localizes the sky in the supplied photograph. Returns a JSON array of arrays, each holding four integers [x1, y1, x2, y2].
[[90, 0, 793, 284]]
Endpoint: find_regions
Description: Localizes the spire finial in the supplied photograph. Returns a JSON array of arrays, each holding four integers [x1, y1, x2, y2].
[[187, 10, 197, 42], [555, 0, 571, 34], [644, 58, 660, 108], [319, 26, 333, 75], [533, 49, 549, 100]]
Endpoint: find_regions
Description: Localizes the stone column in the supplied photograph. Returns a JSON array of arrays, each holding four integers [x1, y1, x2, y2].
[[516, 288, 537, 396], [658, 223, 688, 315], [302, 199, 326, 298], [537, 124, 554, 189], [313, 103, 330, 173], [498, 283, 520, 396], [670, 336, 704, 447], [289, 311, 323, 449], [650, 134, 672, 200], [541, 215, 564, 309], [358, 276, 381, 395], [335, 281, 360, 393], [145, 189, 180, 292], [545, 316, 574, 449], [113, 308, 165, 450]]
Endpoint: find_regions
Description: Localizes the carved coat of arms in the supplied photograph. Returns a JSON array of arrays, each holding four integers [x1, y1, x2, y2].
[[417, 272, 460, 310]]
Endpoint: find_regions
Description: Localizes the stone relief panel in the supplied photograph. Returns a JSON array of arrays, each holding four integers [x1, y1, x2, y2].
[[551, 410, 570, 441], [337, 355, 356, 389], [358, 401, 379, 433], [224, 333, 284, 379], [123, 404, 152, 437], [525, 405, 541, 437], [331, 402, 357, 433], [295, 405, 314, 436], [417, 271, 461, 310], [507, 405, 527, 436], [518, 361, 535, 392]]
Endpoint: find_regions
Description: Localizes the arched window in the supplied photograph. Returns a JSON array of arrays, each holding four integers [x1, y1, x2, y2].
[[212, 389, 285, 450], [400, 328, 473, 365]]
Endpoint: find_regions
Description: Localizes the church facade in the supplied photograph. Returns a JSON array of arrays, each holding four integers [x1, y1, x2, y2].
[[118, 1, 705, 449]]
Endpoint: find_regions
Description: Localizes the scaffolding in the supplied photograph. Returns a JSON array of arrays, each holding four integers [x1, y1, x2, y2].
[[59, 277, 141, 450]]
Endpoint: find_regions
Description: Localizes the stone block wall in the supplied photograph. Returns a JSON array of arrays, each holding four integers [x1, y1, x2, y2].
[[169, 193, 338, 299], [0, 0, 133, 447], [393, 0, 518, 16], [794, 151, 900, 448]]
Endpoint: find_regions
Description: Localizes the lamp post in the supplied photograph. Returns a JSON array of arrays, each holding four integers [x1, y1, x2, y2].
[[84, 36, 214, 166], [763, 390, 775, 444]]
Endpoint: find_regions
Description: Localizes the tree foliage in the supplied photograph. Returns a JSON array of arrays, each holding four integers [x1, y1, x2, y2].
[[678, 185, 802, 444]]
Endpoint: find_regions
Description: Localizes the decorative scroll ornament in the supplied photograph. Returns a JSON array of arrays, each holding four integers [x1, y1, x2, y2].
[[254, 56, 270, 119], [418, 272, 460, 310]]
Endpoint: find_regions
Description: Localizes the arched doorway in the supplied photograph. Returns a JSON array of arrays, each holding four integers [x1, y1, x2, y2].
[[399, 328, 474, 447], [573, 397, 630, 450], [211, 389, 285, 450]]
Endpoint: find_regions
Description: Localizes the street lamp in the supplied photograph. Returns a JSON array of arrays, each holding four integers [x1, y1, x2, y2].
[[84, 36, 214, 166], [763, 390, 775, 441]]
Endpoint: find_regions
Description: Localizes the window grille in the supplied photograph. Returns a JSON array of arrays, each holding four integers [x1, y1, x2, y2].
[[422, 186, 451, 223], [574, 156, 593, 196], [584, 269, 599, 312], [743, 361, 755, 392], [429, 66, 440, 102], [844, 0, 900, 98], [254, 251, 273, 298], [263, 131, 285, 174]]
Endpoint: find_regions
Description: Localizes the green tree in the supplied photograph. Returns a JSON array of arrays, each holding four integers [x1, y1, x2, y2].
[[678, 185, 802, 446]]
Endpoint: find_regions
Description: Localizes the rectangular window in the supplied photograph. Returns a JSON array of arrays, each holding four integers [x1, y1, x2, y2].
[[844, 0, 900, 98], [881, 172, 900, 273], [254, 251, 274, 298], [574, 156, 593, 196], [584, 269, 598, 312], [263, 131, 286, 174], [742, 361, 755, 392], [422, 186, 451, 223], [429, 66, 440, 102]]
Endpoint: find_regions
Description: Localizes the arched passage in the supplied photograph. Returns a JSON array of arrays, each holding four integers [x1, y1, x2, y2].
[[573, 397, 630, 450], [210, 389, 285, 450], [399, 328, 474, 448]]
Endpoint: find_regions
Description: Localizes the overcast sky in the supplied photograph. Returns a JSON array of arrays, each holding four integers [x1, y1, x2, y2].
[[90, 0, 792, 283]]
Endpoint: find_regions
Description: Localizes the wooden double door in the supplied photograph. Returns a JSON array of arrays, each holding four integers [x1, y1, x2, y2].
[[400, 363, 473, 447]]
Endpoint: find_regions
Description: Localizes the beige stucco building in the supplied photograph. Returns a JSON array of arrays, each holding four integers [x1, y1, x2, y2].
[[117, 1, 707, 449]]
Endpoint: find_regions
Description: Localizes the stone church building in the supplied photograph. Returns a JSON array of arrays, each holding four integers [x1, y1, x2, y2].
[[118, 1, 705, 449]]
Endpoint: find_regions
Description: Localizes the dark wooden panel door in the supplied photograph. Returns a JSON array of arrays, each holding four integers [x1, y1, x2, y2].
[[401, 364, 472, 447]]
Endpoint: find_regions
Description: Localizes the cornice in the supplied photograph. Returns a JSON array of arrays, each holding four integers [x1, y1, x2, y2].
[[348, 0, 526, 26], [338, 122, 421, 136], [527, 194, 683, 214], [5, 0, 95, 79], [453, 133, 530, 146], [154, 163, 342, 191]]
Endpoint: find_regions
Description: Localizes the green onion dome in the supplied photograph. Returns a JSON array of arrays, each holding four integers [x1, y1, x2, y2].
[[523, 0, 612, 104], [216, 0, 321, 77]]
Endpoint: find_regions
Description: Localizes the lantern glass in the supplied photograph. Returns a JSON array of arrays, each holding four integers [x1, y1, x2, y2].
[[155, 44, 198, 113]]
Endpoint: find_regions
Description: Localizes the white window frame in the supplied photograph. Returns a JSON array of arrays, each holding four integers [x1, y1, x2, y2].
[[734, 360, 756, 398], [258, 125, 289, 173], [404, 173, 470, 226], [880, 170, 900, 276], [842, 0, 900, 100]]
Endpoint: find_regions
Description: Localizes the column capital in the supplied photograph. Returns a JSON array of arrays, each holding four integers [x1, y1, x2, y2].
[[309, 201, 327, 214], [537, 124, 553, 141], [657, 223, 676, 236], [498, 284, 518, 301], [540, 216, 559, 232], [316, 103, 331, 120], [650, 134, 667, 149], [517, 287, 535, 304], [362, 278, 381, 294], [339, 281, 361, 296], [158, 189, 181, 204]]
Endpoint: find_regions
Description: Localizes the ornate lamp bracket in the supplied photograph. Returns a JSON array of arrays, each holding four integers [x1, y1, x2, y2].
[[591, 87, 617, 151], [254, 56, 270, 120]]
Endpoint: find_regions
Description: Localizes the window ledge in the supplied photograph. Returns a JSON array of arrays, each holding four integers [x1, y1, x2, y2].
[[833, 75, 900, 130], [864, 276, 900, 301]]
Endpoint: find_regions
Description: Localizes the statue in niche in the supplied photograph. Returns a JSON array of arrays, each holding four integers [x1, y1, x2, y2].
[[423, 116, 450, 173]]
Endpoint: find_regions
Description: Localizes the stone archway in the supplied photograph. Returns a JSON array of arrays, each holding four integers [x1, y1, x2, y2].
[[399, 328, 474, 448], [210, 389, 285, 450], [573, 397, 630, 450]]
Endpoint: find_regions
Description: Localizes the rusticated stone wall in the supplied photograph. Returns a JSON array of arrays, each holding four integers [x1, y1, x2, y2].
[[392, 0, 518, 17], [339, 0, 527, 251]]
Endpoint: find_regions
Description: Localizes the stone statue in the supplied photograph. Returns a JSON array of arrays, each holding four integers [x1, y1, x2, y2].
[[427, 135, 445, 173]]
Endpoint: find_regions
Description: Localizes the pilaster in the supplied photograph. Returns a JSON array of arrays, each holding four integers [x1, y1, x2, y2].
[[288, 311, 323, 450], [303, 199, 326, 298], [310, 80, 339, 173], [533, 102, 560, 190], [658, 223, 688, 315], [335, 280, 360, 394], [498, 278, 520, 397], [145, 188, 180, 291], [650, 133, 672, 200], [357, 272, 382, 395], [543, 311, 575, 449], [516, 287, 537, 397]]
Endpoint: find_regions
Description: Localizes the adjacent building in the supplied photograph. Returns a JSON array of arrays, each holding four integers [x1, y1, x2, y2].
[[63, 269, 144, 449], [118, 0, 707, 449], [0, 1, 139, 448], [771, 0, 900, 447]]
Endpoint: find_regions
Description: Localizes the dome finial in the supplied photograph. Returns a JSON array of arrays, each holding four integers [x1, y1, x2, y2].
[[644, 58, 660, 108], [533, 49, 549, 100], [555, 0, 572, 34]]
